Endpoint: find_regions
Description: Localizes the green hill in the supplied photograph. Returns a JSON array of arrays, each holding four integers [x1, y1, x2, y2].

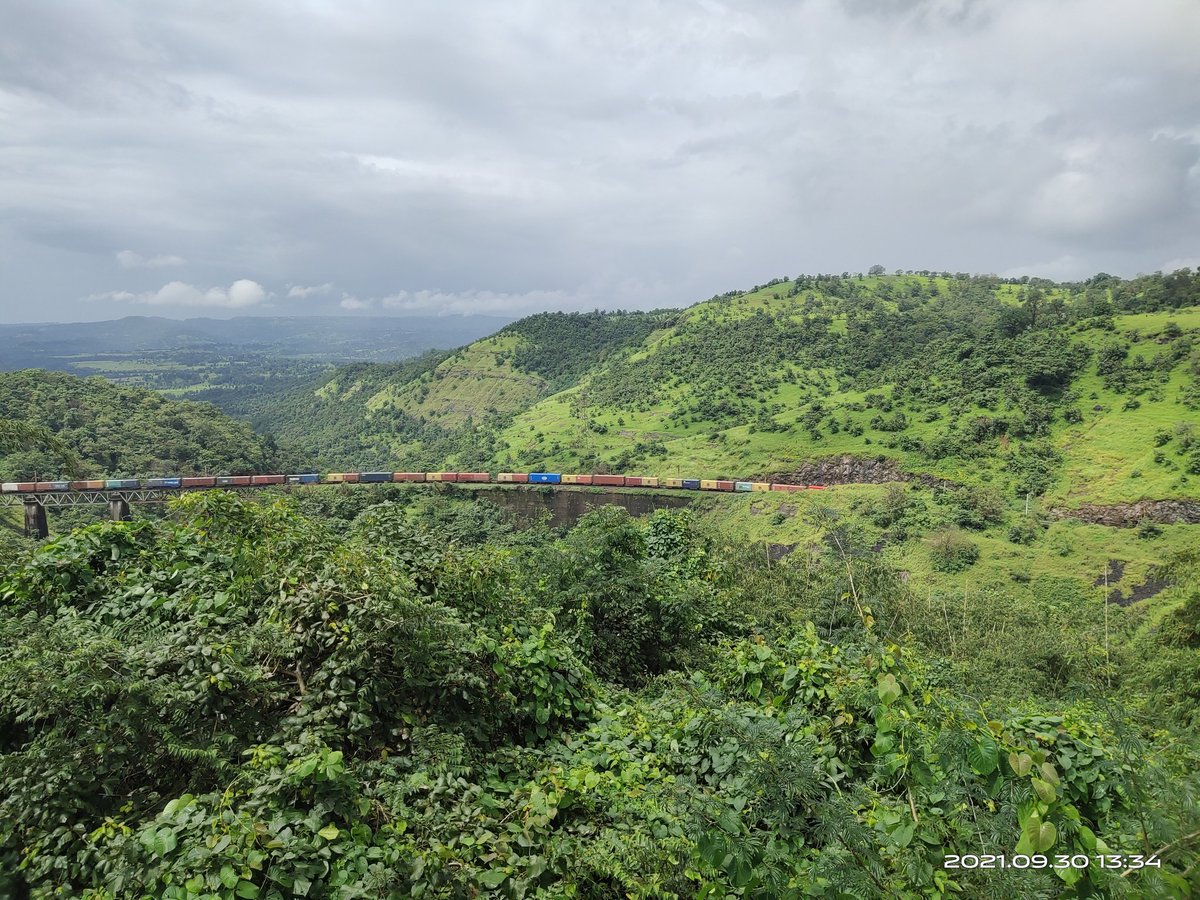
[[0, 369, 283, 481], [261, 271, 1200, 511]]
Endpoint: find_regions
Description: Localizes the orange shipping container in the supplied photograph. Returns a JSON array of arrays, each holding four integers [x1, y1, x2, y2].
[[458, 472, 490, 483], [592, 474, 625, 487], [770, 483, 806, 493], [393, 472, 427, 482]]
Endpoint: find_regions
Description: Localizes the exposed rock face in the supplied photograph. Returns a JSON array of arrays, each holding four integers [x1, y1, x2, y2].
[[1049, 500, 1200, 526], [464, 486, 692, 529], [759, 455, 951, 488]]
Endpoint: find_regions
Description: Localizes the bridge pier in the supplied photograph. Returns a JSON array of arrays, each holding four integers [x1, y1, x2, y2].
[[108, 497, 131, 522], [23, 500, 48, 540]]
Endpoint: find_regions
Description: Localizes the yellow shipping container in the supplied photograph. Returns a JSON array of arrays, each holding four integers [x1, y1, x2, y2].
[[751, 482, 771, 492], [700, 479, 719, 490], [323, 473, 346, 483], [662, 478, 684, 488], [640, 476, 659, 487], [561, 474, 582, 484], [497, 473, 518, 482]]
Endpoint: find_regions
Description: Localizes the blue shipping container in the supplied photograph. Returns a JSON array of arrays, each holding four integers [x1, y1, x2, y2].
[[145, 477, 182, 488], [105, 479, 139, 489], [287, 473, 320, 484], [359, 472, 392, 483], [681, 479, 701, 490], [734, 482, 753, 492], [528, 473, 562, 484]]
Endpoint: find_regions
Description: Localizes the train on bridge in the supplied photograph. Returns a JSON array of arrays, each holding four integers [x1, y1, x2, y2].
[[2, 471, 828, 494]]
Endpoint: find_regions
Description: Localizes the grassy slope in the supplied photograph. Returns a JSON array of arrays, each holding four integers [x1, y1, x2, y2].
[[491, 284, 1199, 506]]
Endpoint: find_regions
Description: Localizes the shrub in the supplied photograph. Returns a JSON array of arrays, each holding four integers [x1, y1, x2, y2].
[[927, 529, 980, 572]]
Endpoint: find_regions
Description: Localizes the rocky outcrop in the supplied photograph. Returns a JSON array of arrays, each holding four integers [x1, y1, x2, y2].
[[758, 455, 952, 488], [1050, 500, 1200, 527], [460, 486, 692, 529]]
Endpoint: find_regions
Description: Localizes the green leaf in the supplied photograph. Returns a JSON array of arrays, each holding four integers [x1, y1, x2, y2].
[[235, 881, 260, 899], [1032, 777, 1056, 804], [1008, 751, 1033, 777], [478, 870, 508, 888], [876, 673, 901, 705], [317, 824, 340, 841], [220, 865, 239, 889], [967, 737, 999, 775], [1078, 825, 1097, 851]]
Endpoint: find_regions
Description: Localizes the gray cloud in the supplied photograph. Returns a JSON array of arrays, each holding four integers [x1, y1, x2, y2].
[[0, 0, 1197, 322]]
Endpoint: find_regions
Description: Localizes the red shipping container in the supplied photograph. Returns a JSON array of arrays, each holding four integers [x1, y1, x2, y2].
[[393, 472, 427, 482], [770, 483, 806, 492], [625, 476, 646, 487], [182, 477, 217, 488], [251, 474, 285, 485], [807, 484, 827, 490], [458, 472, 490, 483], [592, 474, 626, 486], [715, 481, 735, 491]]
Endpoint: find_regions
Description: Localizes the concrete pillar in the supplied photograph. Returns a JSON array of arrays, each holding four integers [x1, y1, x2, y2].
[[108, 497, 131, 522], [24, 500, 48, 539]]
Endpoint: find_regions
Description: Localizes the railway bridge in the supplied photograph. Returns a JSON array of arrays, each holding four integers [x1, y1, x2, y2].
[[2, 470, 825, 538]]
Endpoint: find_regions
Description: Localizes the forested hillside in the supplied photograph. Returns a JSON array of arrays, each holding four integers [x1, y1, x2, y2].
[[0, 370, 282, 480], [3, 490, 1197, 896], [237, 311, 672, 471], [245, 271, 1200, 512]]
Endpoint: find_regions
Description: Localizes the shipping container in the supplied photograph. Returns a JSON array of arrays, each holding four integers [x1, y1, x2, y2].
[[358, 472, 392, 483], [393, 472, 426, 482], [681, 479, 701, 490], [734, 482, 753, 492], [182, 477, 217, 488], [496, 472, 529, 483], [458, 472, 491, 483], [700, 480, 719, 490], [248, 474, 284, 485], [34, 481, 70, 491], [751, 482, 772, 492], [808, 484, 827, 490], [286, 474, 320, 485], [770, 483, 806, 492], [426, 472, 459, 482], [560, 474, 591, 484], [528, 473, 562, 484], [13, 482, 37, 492], [0, 483, 18, 493], [216, 476, 253, 487], [715, 481, 735, 491], [592, 474, 626, 487], [145, 478, 183, 489], [322, 473, 346, 483], [72, 480, 107, 490], [662, 478, 684, 488], [105, 479, 140, 489]]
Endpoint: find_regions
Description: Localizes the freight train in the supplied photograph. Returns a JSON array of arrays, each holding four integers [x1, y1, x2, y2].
[[1, 471, 828, 494]]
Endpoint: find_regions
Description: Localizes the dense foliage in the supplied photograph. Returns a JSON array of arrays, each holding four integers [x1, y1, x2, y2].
[[2, 492, 1197, 897], [0, 371, 281, 480]]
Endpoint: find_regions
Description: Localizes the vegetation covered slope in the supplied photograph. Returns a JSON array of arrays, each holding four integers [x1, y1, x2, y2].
[[237, 311, 671, 471], [0, 370, 282, 480], [2, 491, 1197, 897], [240, 271, 1200, 512], [495, 271, 1200, 508]]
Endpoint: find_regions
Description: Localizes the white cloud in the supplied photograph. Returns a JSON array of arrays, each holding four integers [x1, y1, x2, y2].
[[380, 288, 578, 316], [86, 279, 267, 308], [115, 250, 186, 269], [287, 282, 334, 298], [339, 294, 370, 310]]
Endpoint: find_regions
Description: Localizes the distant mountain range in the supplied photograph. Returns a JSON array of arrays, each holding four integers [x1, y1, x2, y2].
[[0, 314, 514, 369]]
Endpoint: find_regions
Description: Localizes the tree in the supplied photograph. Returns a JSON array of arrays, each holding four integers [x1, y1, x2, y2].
[[0, 418, 81, 476], [868, 264, 886, 276]]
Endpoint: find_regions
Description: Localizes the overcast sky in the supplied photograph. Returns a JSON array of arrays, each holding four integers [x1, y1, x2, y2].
[[1, 0, 1197, 322]]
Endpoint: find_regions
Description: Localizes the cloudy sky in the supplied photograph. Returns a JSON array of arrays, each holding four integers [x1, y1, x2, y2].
[[1, 0, 1197, 322]]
